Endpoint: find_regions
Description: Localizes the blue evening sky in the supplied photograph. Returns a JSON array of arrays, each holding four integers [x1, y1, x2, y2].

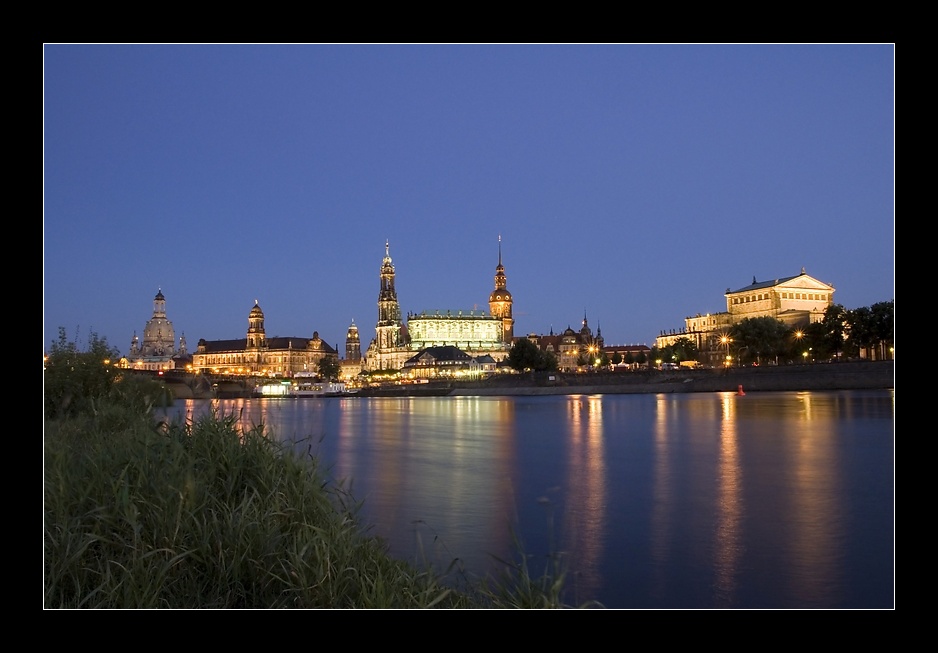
[[43, 44, 894, 356]]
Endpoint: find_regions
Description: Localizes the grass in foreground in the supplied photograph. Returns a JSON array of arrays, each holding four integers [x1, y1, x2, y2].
[[44, 401, 595, 609]]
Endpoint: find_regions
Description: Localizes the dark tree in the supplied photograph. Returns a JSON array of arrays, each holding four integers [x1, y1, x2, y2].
[[730, 317, 789, 365], [44, 327, 122, 419], [507, 338, 556, 372], [670, 337, 699, 363], [317, 355, 341, 381]]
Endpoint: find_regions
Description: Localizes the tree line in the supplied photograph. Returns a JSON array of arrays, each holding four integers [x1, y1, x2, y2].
[[504, 300, 894, 372], [652, 300, 894, 367]]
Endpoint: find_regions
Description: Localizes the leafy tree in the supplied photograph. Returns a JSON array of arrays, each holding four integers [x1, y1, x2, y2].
[[870, 300, 895, 360], [611, 352, 622, 366], [670, 337, 699, 363], [317, 355, 341, 381], [542, 350, 558, 371], [802, 321, 829, 361], [846, 306, 876, 360], [44, 327, 122, 420], [818, 303, 852, 360], [507, 338, 556, 372], [730, 317, 789, 365], [846, 301, 894, 360]]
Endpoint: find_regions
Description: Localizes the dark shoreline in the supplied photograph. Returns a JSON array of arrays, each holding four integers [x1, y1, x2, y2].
[[167, 360, 894, 399], [359, 360, 895, 397]]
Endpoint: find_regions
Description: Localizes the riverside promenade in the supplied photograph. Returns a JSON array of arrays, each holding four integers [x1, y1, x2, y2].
[[165, 360, 894, 399], [368, 360, 895, 397]]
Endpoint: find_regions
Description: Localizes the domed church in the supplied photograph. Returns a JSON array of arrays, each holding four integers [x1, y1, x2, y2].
[[122, 288, 189, 371]]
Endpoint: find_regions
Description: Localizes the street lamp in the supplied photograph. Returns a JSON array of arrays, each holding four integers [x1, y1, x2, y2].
[[720, 335, 732, 367]]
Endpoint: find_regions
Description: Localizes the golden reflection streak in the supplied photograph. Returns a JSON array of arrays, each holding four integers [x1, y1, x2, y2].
[[650, 394, 674, 599], [786, 391, 843, 604], [713, 392, 743, 606], [562, 395, 607, 603], [335, 396, 516, 576]]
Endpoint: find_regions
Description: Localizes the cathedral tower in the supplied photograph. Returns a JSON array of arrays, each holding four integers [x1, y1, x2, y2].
[[488, 235, 514, 343], [346, 320, 361, 362], [246, 300, 267, 350], [376, 240, 405, 350]]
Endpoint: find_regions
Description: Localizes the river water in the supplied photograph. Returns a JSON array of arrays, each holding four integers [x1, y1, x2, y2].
[[166, 389, 894, 609]]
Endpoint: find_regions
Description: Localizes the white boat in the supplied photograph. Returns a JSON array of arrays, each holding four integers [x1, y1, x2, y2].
[[289, 372, 347, 397], [254, 381, 292, 397], [291, 379, 347, 397], [254, 374, 351, 398]]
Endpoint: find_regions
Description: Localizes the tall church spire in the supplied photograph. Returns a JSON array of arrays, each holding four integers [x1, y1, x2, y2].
[[376, 240, 404, 349], [488, 235, 514, 344]]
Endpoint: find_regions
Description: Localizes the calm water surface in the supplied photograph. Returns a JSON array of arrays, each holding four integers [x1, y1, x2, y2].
[[168, 390, 894, 609]]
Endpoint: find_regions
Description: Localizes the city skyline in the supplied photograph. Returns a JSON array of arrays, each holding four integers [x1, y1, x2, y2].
[[43, 44, 895, 353]]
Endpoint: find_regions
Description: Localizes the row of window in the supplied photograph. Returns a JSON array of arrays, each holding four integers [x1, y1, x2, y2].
[[732, 292, 828, 305]]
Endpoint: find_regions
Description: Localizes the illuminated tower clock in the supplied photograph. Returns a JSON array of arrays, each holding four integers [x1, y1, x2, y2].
[[488, 235, 514, 343]]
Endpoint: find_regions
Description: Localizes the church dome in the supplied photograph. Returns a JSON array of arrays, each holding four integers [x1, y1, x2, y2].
[[489, 289, 512, 302], [250, 302, 264, 318]]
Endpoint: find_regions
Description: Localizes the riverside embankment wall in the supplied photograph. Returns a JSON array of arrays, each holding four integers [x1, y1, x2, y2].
[[164, 360, 894, 399], [448, 360, 895, 396]]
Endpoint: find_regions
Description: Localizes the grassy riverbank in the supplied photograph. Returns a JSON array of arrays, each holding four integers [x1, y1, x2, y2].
[[43, 381, 582, 609]]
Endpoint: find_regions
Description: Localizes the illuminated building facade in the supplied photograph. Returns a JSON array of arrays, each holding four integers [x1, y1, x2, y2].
[[364, 242, 414, 371], [339, 320, 365, 381], [401, 346, 498, 380], [488, 235, 514, 342], [122, 288, 189, 371], [655, 268, 836, 362], [524, 312, 604, 372], [191, 300, 337, 376], [407, 310, 504, 350], [364, 239, 514, 372]]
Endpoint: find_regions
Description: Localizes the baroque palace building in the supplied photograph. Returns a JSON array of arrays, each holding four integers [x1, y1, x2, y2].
[[655, 268, 835, 365], [364, 239, 514, 372], [190, 300, 337, 376]]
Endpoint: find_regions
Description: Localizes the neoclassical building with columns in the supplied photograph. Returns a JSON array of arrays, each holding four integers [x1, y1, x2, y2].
[[655, 267, 836, 361]]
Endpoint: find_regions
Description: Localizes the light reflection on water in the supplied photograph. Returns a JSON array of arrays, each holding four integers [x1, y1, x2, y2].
[[168, 389, 894, 609]]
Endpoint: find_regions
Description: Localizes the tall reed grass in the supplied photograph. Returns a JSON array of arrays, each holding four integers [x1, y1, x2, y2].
[[44, 394, 593, 608]]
